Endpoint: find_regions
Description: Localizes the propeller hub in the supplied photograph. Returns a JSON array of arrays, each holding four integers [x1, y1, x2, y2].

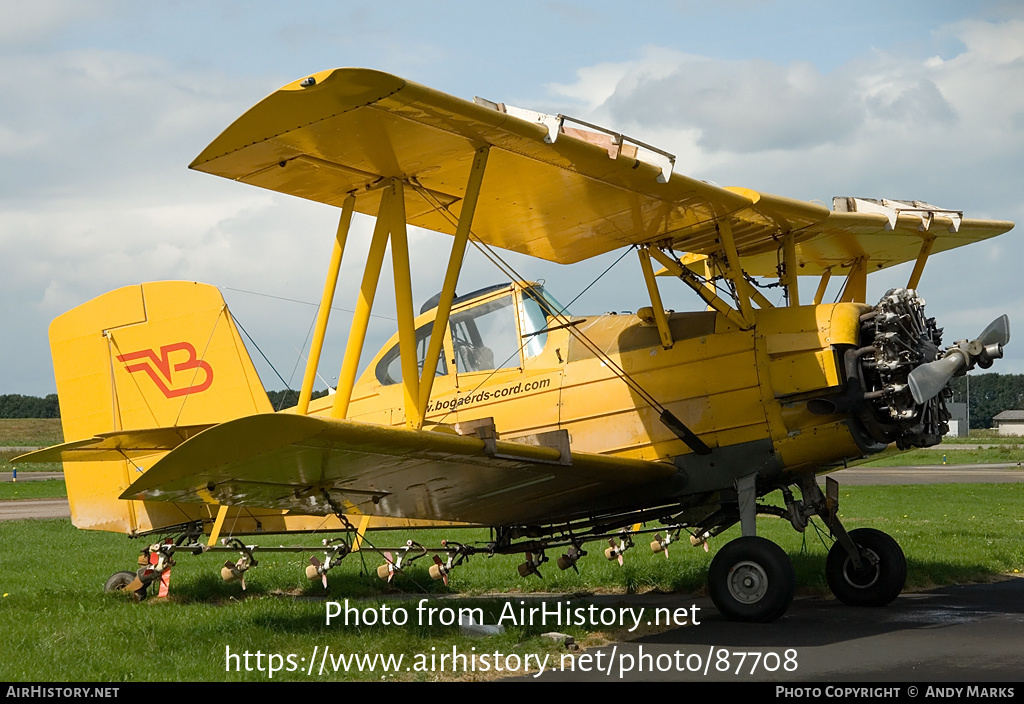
[[849, 289, 1009, 450]]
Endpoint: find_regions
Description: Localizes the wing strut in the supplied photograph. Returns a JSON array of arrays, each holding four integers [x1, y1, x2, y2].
[[782, 232, 800, 306], [293, 149, 491, 426], [646, 247, 750, 330], [415, 146, 490, 426], [813, 268, 833, 305], [717, 218, 756, 326], [297, 195, 355, 415], [637, 247, 674, 349], [906, 234, 936, 290], [839, 258, 867, 303], [389, 180, 421, 426], [332, 184, 395, 419]]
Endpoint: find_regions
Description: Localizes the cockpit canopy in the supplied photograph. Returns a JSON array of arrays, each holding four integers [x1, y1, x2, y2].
[[373, 282, 567, 386]]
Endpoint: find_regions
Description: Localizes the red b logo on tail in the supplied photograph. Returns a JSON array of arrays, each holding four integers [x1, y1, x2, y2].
[[117, 342, 214, 399]]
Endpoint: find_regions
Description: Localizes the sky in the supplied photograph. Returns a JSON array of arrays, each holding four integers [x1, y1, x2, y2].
[[1, 0, 1023, 396]]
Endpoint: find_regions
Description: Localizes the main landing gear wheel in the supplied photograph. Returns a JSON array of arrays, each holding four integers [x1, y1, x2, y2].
[[826, 528, 906, 607], [708, 536, 796, 623], [103, 570, 148, 601]]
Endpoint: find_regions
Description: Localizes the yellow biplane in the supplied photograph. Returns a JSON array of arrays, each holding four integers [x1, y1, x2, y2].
[[16, 68, 1014, 621]]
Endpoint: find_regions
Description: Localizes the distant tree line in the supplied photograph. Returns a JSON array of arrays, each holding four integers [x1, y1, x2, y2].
[[266, 388, 330, 411], [948, 373, 1024, 429], [0, 390, 332, 418], [0, 394, 60, 418]]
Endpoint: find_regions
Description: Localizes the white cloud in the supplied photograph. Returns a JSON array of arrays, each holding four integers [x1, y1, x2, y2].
[[543, 18, 1024, 371], [3, 9, 1022, 394], [605, 55, 866, 153]]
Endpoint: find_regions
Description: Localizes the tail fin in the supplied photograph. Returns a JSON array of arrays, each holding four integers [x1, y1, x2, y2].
[[50, 281, 271, 533]]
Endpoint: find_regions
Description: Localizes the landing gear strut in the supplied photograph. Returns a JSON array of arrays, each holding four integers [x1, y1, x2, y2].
[[706, 474, 908, 622]]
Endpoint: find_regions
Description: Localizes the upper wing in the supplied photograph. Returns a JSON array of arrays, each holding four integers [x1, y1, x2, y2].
[[189, 68, 775, 264], [731, 191, 1013, 277], [190, 68, 1011, 268], [120, 414, 678, 527]]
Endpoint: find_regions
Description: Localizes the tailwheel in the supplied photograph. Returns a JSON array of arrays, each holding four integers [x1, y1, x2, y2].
[[103, 570, 148, 602], [708, 536, 795, 623], [826, 528, 906, 607]]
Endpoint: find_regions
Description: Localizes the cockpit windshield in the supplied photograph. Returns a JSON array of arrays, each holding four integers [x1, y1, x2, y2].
[[446, 284, 569, 372], [520, 285, 567, 358], [376, 284, 570, 385], [449, 295, 520, 373]]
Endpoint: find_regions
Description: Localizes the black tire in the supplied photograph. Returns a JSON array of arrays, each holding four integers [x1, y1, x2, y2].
[[103, 570, 148, 601], [708, 536, 796, 623], [826, 528, 906, 607]]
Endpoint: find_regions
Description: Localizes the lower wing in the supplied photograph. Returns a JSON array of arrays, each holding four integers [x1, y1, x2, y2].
[[118, 414, 678, 527]]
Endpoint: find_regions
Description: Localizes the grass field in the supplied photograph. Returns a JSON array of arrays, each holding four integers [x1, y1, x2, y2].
[[0, 418, 63, 447], [861, 445, 1024, 466], [0, 478, 66, 500], [2, 419, 1023, 681], [1, 483, 1021, 681], [0, 418, 64, 481]]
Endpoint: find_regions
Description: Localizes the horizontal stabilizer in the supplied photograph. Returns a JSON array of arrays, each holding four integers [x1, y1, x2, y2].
[[13, 425, 213, 464]]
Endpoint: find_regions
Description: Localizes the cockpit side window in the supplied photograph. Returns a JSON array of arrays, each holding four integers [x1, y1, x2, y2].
[[449, 294, 521, 373], [375, 322, 447, 386]]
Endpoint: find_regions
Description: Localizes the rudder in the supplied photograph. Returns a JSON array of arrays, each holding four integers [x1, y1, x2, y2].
[[50, 281, 271, 533]]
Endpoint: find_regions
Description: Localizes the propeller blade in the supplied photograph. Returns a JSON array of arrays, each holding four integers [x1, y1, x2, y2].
[[909, 354, 966, 404], [978, 314, 1010, 347], [909, 314, 1010, 404]]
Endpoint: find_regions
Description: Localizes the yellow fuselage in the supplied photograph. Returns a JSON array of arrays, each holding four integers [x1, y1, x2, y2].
[[311, 284, 870, 482]]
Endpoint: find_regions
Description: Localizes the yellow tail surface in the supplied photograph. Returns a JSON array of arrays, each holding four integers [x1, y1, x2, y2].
[[49, 280, 450, 538], [52, 281, 271, 533]]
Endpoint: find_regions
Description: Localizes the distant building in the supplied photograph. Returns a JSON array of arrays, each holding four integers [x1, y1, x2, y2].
[[945, 402, 968, 438], [992, 410, 1024, 436]]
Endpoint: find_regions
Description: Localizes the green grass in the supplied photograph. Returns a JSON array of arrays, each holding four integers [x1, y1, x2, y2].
[[1, 484, 1021, 681], [0, 479, 67, 500], [0, 418, 63, 447], [1, 420, 1022, 680], [0, 417, 63, 477], [862, 445, 1024, 466], [967, 429, 1003, 439]]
